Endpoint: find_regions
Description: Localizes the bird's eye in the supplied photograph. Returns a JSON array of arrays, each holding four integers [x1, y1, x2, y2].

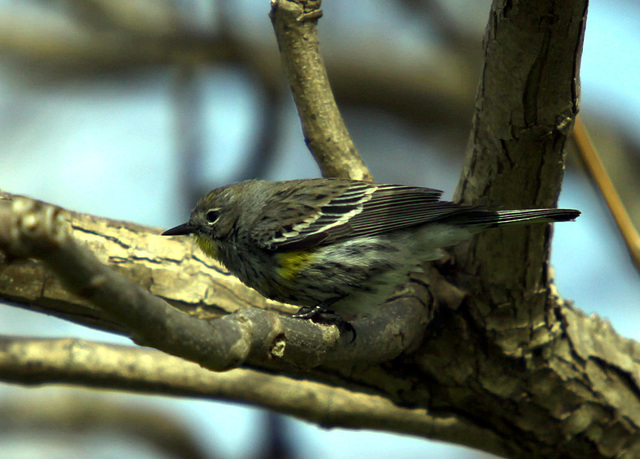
[[206, 209, 221, 224]]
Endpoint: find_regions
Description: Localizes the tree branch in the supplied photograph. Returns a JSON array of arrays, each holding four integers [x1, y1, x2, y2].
[[451, 0, 588, 354], [0, 193, 429, 372], [396, 0, 640, 455], [0, 335, 509, 457], [3, 1, 640, 456], [269, 0, 372, 181]]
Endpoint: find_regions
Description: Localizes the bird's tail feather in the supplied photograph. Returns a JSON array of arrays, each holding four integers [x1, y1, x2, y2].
[[447, 208, 581, 227], [493, 208, 581, 226]]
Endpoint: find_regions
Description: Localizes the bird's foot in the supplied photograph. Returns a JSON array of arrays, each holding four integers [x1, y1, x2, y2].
[[292, 305, 356, 343]]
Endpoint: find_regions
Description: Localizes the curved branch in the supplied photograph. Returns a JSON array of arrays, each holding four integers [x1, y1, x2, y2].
[[0, 193, 428, 371]]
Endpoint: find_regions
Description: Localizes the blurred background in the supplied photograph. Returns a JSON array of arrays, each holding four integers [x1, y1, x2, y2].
[[1, 0, 639, 458]]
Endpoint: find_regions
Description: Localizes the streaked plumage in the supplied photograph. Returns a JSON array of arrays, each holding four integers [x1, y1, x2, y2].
[[163, 179, 580, 317]]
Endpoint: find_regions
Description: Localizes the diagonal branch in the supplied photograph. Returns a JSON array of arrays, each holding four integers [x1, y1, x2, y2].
[[269, 0, 372, 181], [573, 115, 640, 273]]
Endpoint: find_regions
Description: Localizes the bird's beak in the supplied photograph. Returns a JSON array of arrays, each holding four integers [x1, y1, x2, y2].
[[162, 222, 195, 236]]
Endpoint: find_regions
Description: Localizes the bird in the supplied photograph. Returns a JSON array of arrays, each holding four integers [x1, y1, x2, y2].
[[162, 178, 580, 336]]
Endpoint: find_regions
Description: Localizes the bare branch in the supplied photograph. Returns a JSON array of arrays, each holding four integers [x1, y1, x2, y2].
[[0, 336, 509, 457], [269, 0, 372, 181]]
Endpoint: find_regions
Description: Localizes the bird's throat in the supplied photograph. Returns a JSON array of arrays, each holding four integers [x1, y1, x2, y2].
[[193, 234, 219, 260]]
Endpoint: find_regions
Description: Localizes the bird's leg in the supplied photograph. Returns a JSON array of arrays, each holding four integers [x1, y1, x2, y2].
[[291, 296, 342, 319], [291, 298, 356, 342]]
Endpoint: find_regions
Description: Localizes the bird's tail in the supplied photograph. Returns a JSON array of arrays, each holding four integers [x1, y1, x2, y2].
[[447, 208, 581, 227], [492, 208, 581, 226]]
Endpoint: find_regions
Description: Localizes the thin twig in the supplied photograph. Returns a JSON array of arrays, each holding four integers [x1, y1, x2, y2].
[[573, 115, 640, 273]]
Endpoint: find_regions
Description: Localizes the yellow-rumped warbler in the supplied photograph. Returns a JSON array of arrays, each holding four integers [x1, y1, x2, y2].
[[163, 178, 580, 332]]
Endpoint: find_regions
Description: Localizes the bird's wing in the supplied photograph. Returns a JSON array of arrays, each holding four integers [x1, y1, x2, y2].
[[251, 179, 463, 251]]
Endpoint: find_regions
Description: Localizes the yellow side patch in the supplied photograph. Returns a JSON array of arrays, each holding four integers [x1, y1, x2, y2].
[[193, 234, 218, 260], [276, 250, 316, 280]]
